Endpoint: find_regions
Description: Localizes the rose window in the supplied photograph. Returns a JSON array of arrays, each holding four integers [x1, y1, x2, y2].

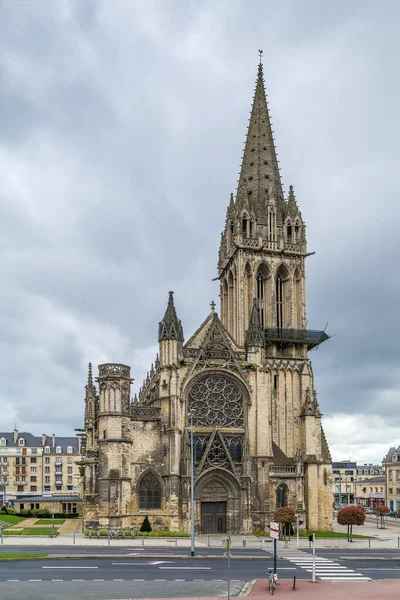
[[188, 374, 244, 428]]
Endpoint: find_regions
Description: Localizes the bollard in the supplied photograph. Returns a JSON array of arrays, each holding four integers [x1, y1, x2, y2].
[[0, 527, 2, 545], [398, 537, 400, 549], [142, 534, 145, 546], [175, 536, 177, 546], [208, 535, 210, 547], [368, 537, 371, 548], [73, 532, 76, 545], [242, 539, 246, 548], [293, 572, 297, 591], [108, 531, 111, 546]]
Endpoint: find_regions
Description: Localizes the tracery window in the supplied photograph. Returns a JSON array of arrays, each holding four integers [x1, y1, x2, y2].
[[188, 374, 244, 428], [276, 483, 288, 507], [194, 436, 209, 462], [139, 471, 161, 509], [225, 436, 242, 462]]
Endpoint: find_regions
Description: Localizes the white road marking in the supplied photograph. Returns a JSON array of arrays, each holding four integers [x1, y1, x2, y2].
[[7, 580, 20, 582], [159, 566, 211, 570], [93, 579, 104, 581], [113, 579, 125, 581], [174, 579, 186, 581], [71, 579, 84, 582], [42, 566, 98, 569], [28, 579, 42, 582], [51, 579, 63, 582], [133, 578, 145, 581], [319, 577, 370, 581]]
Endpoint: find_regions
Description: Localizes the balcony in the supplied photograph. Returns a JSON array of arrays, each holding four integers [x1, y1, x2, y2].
[[264, 327, 330, 350]]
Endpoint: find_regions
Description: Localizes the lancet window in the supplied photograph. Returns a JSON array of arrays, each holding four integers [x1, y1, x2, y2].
[[138, 471, 162, 509]]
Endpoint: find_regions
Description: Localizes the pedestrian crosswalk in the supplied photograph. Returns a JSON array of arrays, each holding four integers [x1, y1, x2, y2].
[[280, 549, 371, 581]]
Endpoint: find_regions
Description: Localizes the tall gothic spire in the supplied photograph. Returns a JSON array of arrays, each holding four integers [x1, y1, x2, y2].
[[158, 291, 184, 343], [236, 60, 284, 221]]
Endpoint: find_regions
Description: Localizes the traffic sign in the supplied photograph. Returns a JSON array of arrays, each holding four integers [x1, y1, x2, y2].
[[270, 521, 279, 532], [270, 529, 279, 540]]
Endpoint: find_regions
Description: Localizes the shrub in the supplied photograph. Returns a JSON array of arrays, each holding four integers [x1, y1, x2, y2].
[[140, 516, 152, 533], [337, 506, 366, 541], [273, 507, 296, 540], [5, 508, 16, 515]]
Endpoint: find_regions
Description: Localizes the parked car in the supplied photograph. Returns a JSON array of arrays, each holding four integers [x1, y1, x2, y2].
[[365, 507, 373, 514]]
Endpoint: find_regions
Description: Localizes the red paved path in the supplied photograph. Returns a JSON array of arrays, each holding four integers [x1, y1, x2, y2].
[[132, 578, 400, 599]]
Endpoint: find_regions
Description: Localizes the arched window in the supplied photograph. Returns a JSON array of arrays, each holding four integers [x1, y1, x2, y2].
[[249, 220, 253, 237], [294, 222, 300, 242], [293, 267, 302, 328], [287, 224, 292, 242], [244, 262, 253, 328], [275, 265, 289, 329], [139, 471, 162, 510], [242, 216, 247, 236], [276, 483, 288, 508], [256, 263, 270, 328]]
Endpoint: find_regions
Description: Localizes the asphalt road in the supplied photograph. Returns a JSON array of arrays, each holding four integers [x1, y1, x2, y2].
[[2, 547, 400, 600]]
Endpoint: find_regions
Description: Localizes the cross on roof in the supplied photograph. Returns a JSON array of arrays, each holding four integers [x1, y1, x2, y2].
[[210, 300, 216, 312]]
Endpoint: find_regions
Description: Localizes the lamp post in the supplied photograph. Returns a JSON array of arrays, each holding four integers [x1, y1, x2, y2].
[[1, 475, 7, 506], [188, 412, 195, 557]]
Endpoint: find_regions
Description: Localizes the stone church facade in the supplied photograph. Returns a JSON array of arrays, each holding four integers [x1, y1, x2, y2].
[[78, 61, 333, 534]]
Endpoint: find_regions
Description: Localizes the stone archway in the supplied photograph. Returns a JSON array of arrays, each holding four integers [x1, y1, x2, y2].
[[196, 469, 241, 534]]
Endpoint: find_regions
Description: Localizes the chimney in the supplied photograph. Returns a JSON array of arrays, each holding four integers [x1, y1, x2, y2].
[[13, 428, 18, 444], [42, 434, 47, 446], [52, 434, 56, 448]]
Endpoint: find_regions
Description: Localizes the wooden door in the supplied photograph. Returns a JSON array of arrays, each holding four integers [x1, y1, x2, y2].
[[201, 501, 227, 534]]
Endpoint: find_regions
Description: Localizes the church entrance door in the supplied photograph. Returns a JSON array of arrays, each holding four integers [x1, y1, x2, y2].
[[201, 501, 227, 534]]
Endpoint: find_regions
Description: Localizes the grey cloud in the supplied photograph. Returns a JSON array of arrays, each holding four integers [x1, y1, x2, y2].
[[0, 0, 399, 462]]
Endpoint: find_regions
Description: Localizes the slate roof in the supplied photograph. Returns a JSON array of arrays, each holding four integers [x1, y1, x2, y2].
[[15, 495, 82, 502], [0, 432, 79, 453]]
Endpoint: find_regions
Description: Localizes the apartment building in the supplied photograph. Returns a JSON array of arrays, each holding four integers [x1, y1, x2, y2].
[[383, 446, 400, 512], [354, 476, 385, 508], [332, 461, 357, 506], [357, 464, 384, 478], [0, 429, 81, 502]]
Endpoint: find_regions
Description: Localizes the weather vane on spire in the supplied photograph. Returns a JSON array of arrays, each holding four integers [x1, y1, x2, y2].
[[258, 49, 263, 64]]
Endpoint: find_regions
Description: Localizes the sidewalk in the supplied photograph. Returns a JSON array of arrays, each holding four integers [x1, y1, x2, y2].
[[2, 531, 400, 550]]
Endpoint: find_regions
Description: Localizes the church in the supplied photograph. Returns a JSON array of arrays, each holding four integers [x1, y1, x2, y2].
[[79, 60, 333, 534]]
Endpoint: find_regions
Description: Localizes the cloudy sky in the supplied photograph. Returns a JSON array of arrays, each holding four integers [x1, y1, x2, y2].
[[0, 0, 399, 464]]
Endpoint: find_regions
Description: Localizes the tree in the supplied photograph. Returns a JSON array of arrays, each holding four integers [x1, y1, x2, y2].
[[273, 507, 296, 540], [337, 506, 365, 541], [139, 516, 152, 533], [373, 505, 390, 529]]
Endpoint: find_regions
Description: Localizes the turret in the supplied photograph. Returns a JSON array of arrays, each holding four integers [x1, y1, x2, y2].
[[158, 291, 184, 367]]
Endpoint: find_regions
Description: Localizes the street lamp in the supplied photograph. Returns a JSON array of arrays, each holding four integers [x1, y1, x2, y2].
[[1, 475, 7, 506], [188, 412, 195, 557]]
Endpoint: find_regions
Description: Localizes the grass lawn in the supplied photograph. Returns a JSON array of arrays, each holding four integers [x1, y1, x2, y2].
[[0, 553, 47, 559], [300, 530, 373, 539], [0, 515, 26, 526], [4, 527, 59, 536], [34, 519, 65, 525]]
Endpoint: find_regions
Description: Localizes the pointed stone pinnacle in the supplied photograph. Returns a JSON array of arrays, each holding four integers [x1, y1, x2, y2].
[[87, 362, 93, 386], [245, 298, 264, 348], [158, 291, 184, 343]]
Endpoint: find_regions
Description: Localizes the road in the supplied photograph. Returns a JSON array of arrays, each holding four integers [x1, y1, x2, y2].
[[2, 546, 400, 599]]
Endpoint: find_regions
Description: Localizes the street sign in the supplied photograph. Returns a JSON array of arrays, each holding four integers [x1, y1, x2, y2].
[[270, 529, 279, 539], [269, 521, 279, 540]]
